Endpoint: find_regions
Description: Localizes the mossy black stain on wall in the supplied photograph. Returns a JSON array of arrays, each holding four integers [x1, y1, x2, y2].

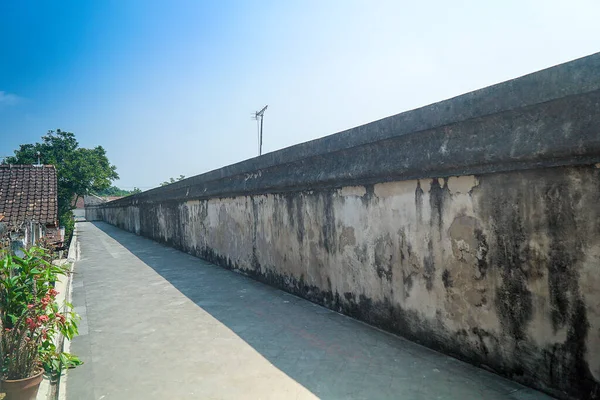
[[475, 167, 600, 399]]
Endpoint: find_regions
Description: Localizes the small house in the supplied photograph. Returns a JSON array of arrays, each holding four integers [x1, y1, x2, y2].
[[0, 165, 61, 250]]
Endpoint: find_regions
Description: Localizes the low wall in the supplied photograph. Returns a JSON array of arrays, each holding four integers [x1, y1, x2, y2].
[[93, 53, 600, 399]]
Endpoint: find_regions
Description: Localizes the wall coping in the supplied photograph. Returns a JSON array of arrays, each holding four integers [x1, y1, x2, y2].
[[106, 52, 600, 207]]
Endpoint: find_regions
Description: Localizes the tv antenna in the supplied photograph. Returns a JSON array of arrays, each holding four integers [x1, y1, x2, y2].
[[253, 105, 268, 156]]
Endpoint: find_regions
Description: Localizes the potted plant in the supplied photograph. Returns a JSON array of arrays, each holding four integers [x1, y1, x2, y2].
[[0, 247, 82, 400]]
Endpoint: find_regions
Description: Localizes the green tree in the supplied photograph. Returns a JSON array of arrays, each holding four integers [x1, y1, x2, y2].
[[6, 130, 118, 239], [95, 186, 142, 197], [95, 186, 140, 197], [160, 175, 185, 186], [95, 186, 123, 196]]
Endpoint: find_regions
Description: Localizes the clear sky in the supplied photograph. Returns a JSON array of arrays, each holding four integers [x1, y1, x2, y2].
[[1, 1, 599, 190]]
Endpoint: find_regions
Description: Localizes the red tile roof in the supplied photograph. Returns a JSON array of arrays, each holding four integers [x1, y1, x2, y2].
[[0, 165, 58, 226]]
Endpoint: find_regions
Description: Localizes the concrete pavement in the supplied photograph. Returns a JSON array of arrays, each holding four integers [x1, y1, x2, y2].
[[65, 222, 554, 399]]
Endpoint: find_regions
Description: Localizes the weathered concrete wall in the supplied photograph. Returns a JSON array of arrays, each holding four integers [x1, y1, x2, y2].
[[97, 53, 600, 399], [85, 205, 101, 221]]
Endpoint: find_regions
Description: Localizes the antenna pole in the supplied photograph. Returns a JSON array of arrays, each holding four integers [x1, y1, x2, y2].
[[253, 105, 268, 156], [259, 114, 264, 156], [256, 119, 260, 155]]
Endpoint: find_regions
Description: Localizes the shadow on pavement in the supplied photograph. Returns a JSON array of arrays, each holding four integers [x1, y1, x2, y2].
[[90, 221, 553, 400]]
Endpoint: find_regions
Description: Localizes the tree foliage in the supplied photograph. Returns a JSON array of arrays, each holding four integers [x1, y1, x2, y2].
[[5, 130, 118, 237], [95, 186, 142, 197], [160, 175, 185, 186]]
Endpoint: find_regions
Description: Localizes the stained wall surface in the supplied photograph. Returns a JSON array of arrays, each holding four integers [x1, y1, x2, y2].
[[90, 53, 600, 399]]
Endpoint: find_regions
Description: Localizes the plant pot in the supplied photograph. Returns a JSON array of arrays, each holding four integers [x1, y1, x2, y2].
[[1, 369, 44, 400]]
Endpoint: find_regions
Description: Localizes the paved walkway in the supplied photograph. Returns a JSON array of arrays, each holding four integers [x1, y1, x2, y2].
[[65, 222, 554, 400]]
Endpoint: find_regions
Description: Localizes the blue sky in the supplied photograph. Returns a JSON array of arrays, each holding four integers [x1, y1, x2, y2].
[[1, 1, 599, 190]]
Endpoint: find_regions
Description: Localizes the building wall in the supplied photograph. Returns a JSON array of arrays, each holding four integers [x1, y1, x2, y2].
[[94, 53, 600, 399], [84, 194, 106, 206]]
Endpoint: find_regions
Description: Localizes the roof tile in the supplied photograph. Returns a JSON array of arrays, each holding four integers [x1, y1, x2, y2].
[[0, 165, 58, 226]]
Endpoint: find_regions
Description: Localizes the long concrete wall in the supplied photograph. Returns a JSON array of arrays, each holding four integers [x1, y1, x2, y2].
[[90, 53, 600, 399]]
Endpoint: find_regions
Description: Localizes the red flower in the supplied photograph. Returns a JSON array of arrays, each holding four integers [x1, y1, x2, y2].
[[55, 313, 66, 324], [37, 315, 49, 324], [40, 295, 51, 310], [42, 329, 48, 339], [27, 304, 34, 309], [48, 289, 59, 297], [26, 317, 37, 331]]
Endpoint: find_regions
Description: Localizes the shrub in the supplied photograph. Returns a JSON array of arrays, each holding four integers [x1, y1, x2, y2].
[[0, 247, 81, 380]]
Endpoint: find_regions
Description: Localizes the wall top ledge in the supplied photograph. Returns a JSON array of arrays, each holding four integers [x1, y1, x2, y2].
[[106, 53, 600, 206]]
